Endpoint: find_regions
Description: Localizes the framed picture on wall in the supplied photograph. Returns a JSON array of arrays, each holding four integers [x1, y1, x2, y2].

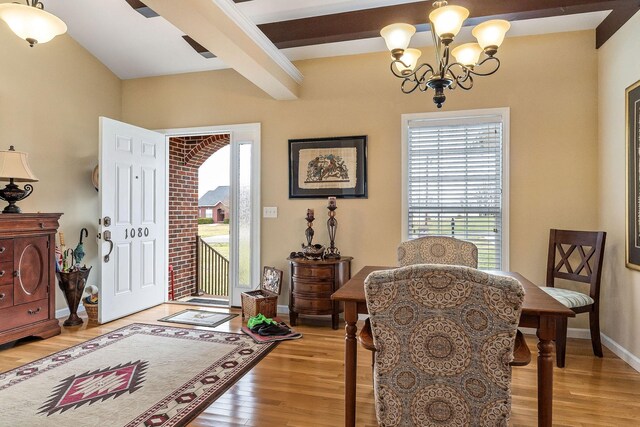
[[626, 80, 640, 270], [288, 135, 368, 198]]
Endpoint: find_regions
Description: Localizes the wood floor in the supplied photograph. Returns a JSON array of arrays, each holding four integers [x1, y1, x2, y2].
[[1, 303, 640, 426]]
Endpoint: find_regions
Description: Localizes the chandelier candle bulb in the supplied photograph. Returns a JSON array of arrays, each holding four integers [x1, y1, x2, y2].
[[328, 197, 337, 209], [380, 23, 416, 57], [472, 20, 511, 55], [396, 48, 422, 75], [452, 43, 483, 67], [428, 4, 469, 43]]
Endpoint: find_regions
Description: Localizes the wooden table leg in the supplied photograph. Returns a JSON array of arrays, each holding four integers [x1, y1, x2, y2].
[[537, 315, 556, 427], [344, 302, 358, 427]]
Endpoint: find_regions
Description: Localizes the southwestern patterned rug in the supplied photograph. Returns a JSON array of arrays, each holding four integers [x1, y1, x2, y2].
[[0, 323, 276, 427]]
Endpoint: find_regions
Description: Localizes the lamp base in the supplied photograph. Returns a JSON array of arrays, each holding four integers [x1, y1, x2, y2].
[[2, 203, 22, 214], [0, 180, 34, 214]]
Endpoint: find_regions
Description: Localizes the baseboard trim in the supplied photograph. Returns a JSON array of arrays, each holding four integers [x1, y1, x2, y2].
[[55, 305, 85, 319], [520, 327, 640, 373], [601, 333, 640, 373], [519, 327, 591, 339]]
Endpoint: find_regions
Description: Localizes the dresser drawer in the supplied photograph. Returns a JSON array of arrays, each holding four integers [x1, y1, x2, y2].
[[0, 299, 48, 332], [0, 239, 13, 263], [0, 285, 12, 309], [292, 296, 334, 314], [292, 265, 334, 280], [0, 262, 12, 286], [292, 279, 334, 295]]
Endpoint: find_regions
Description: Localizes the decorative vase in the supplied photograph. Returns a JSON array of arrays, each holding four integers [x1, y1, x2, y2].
[[56, 267, 91, 327]]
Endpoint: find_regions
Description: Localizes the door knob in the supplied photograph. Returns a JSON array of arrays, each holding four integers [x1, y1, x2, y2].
[[103, 230, 114, 263]]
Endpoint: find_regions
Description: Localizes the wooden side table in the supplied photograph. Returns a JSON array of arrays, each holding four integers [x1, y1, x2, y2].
[[287, 256, 352, 330]]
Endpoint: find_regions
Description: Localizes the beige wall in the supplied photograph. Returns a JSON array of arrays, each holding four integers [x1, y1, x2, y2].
[[597, 11, 640, 360], [0, 24, 122, 310], [122, 30, 599, 314]]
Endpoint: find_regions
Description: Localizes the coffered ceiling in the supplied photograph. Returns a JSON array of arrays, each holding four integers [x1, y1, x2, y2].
[[40, 0, 638, 97]]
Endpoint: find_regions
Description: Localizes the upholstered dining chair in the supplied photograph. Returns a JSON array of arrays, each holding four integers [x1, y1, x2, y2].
[[365, 265, 525, 426], [541, 229, 606, 368], [359, 236, 478, 363], [397, 235, 478, 268]]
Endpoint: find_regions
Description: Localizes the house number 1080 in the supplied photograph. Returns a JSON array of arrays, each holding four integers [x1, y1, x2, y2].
[[125, 228, 150, 239]]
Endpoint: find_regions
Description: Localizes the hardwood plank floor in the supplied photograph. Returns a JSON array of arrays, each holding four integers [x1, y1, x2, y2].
[[1, 303, 640, 426]]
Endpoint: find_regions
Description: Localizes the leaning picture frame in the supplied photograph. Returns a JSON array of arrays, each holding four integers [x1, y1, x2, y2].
[[288, 135, 368, 198], [626, 80, 640, 270]]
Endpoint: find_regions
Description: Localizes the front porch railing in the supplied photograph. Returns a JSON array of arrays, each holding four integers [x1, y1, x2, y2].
[[196, 236, 229, 297]]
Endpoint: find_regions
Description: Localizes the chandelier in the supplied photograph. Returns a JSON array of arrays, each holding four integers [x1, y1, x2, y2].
[[0, 0, 67, 47], [380, 1, 510, 108]]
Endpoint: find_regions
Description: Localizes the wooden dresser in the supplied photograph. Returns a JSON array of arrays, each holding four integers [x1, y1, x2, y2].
[[0, 213, 62, 346], [287, 256, 352, 330]]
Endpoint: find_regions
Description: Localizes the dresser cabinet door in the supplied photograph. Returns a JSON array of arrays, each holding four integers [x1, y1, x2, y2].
[[13, 236, 49, 305]]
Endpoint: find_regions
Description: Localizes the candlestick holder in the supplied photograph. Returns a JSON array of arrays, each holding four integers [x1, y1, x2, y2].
[[304, 211, 315, 247], [325, 204, 341, 259], [302, 210, 325, 260]]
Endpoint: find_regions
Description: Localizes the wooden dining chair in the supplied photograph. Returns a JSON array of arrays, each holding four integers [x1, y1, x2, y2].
[[541, 229, 606, 368], [364, 265, 525, 426]]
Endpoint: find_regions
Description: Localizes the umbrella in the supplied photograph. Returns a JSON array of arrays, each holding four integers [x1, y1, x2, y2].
[[73, 228, 89, 264]]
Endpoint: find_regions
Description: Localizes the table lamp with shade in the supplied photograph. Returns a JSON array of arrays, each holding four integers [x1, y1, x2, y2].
[[0, 146, 38, 213]]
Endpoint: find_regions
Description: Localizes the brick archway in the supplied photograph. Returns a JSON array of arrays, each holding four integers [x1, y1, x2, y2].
[[168, 134, 230, 299]]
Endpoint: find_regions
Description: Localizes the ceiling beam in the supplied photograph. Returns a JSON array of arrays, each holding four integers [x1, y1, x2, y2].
[[258, 0, 634, 50], [596, 2, 640, 47], [143, 0, 301, 100]]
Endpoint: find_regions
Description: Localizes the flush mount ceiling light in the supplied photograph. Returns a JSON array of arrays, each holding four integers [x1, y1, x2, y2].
[[0, 0, 67, 47], [381, 0, 510, 108]]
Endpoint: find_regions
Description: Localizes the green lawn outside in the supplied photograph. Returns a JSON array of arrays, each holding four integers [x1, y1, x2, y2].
[[198, 223, 230, 238]]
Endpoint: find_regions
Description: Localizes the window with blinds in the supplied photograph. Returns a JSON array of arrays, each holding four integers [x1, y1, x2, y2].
[[405, 112, 507, 269]]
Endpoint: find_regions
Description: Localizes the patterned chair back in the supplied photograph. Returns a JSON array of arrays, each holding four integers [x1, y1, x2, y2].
[[397, 236, 478, 268], [364, 264, 524, 427]]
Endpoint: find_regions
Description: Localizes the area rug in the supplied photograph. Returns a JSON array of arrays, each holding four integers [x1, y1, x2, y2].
[[159, 309, 237, 327], [0, 323, 276, 427]]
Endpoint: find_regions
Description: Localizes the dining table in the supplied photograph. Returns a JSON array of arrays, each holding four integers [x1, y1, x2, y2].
[[331, 266, 575, 427]]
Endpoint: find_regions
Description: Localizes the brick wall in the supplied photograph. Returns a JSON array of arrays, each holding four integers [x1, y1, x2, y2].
[[168, 134, 230, 299]]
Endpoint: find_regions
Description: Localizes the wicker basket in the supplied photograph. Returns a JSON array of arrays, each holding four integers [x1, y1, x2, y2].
[[83, 302, 99, 324], [241, 290, 278, 318], [241, 267, 283, 319]]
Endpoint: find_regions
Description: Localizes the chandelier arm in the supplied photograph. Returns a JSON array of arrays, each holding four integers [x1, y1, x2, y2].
[[467, 56, 501, 77], [401, 78, 422, 94], [390, 60, 411, 79], [400, 63, 435, 93], [27, 0, 45, 9], [455, 74, 474, 90]]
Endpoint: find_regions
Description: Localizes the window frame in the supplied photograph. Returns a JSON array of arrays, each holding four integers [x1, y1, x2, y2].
[[401, 108, 510, 270]]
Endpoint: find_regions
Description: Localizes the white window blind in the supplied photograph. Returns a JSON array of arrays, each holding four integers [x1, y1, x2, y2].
[[406, 114, 505, 269]]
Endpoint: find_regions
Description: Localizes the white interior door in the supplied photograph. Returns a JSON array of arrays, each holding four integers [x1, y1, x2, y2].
[[99, 117, 167, 323]]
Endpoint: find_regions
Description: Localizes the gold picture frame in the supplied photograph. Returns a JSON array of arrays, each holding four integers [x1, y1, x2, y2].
[[626, 80, 640, 270]]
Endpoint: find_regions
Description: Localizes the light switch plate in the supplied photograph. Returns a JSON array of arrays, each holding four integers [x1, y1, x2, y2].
[[263, 207, 278, 218]]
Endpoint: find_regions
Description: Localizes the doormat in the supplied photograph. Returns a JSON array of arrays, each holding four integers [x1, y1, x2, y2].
[[159, 309, 237, 328], [183, 297, 228, 306], [0, 323, 276, 427]]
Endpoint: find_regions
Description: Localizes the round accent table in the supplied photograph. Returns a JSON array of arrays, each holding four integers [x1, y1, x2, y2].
[[287, 256, 352, 330]]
